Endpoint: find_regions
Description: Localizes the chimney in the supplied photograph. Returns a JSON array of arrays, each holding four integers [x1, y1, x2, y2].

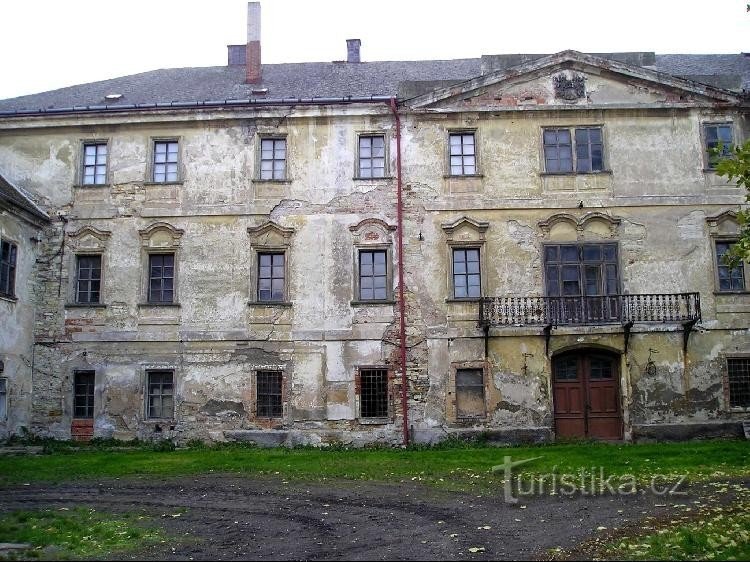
[[346, 39, 361, 63], [246, 2, 261, 83]]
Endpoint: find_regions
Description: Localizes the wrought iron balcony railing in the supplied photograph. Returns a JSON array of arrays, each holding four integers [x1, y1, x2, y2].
[[479, 293, 701, 328]]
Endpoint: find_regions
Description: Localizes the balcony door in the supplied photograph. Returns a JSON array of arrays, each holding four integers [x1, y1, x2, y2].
[[552, 350, 622, 440], [544, 243, 620, 324]]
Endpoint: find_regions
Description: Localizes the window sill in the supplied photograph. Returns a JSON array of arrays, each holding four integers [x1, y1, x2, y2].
[[714, 291, 750, 296], [138, 302, 181, 308], [445, 298, 481, 303], [248, 301, 293, 307], [65, 303, 107, 308], [143, 181, 184, 186], [0, 294, 18, 303], [729, 406, 750, 413], [443, 174, 484, 179], [253, 179, 292, 184], [358, 417, 390, 425], [351, 299, 396, 306], [540, 170, 612, 177], [73, 183, 111, 188], [353, 176, 394, 181]]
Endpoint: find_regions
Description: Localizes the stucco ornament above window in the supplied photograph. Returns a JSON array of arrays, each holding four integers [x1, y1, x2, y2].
[[247, 221, 295, 248], [67, 225, 111, 252], [349, 218, 396, 245], [553, 72, 587, 101], [440, 216, 489, 243], [138, 222, 184, 249], [538, 212, 621, 240]]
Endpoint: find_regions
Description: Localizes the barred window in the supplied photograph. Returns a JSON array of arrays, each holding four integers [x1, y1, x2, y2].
[[82, 143, 108, 185], [153, 141, 179, 182], [260, 138, 287, 180], [449, 133, 476, 175], [76, 255, 102, 304], [452, 248, 481, 298], [543, 127, 603, 173], [358, 135, 386, 178], [148, 253, 175, 303], [456, 368, 485, 418], [359, 250, 387, 301], [258, 252, 285, 302], [147, 370, 174, 419], [727, 358, 750, 408], [715, 241, 745, 292], [256, 371, 283, 418], [705, 124, 733, 168], [359, 368, 388, 418], [74, 371, 95, 419], [0, 239, 17, 298]]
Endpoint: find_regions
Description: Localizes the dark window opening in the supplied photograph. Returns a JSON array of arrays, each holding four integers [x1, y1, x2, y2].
[[258, 252, 285, 302], [256, 371, 283, 418], [716, 241, 745, 292], [453, 247, 481, 298], [148, 253, 175, 303], [456, 368, 485, 418], [359, 250, 387, 300], [728, 358, 750, 408], [76, 255, 102, 304], [0, 239, 17, 298], [360, 369, 388, 418], [147, 370, 174, 419], [74, 370, 95, 419]]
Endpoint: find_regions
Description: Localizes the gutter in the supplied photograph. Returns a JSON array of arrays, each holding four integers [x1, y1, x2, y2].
[[389, 97, 409, 447], [0, 95, 394, 118]]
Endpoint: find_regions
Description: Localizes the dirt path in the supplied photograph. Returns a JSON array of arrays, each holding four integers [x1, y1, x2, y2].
[[0, 476, 729, 560]]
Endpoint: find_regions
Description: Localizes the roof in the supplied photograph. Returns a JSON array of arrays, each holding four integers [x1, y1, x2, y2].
[[0, 172, 50, 221], [0, 52, 747, 114]]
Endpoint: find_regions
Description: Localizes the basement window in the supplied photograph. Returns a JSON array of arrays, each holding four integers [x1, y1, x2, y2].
[[358, 368, 388, 419], [727, 358, 750, 408], [73, 370, 95, 419], [256, 371, 283, 418], [456, 368, 485, 418], [147, 370, 174, 419]]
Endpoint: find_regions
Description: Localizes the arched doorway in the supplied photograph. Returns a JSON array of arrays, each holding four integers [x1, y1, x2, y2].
[[552, 350, 623, 440]]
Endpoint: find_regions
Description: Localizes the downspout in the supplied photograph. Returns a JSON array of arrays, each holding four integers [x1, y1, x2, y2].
[[389, 97, 409, 446]]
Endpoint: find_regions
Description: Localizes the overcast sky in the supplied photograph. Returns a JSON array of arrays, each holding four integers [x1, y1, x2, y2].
[[0, 0, 747, 101]]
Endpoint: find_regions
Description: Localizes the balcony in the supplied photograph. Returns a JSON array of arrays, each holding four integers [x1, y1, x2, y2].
[[479, 293, 701, 328]]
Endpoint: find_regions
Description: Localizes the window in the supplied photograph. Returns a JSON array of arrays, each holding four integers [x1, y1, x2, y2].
[[449, 132, 476, 175], [73, 371, 95, 419], [258, 252, 285, 302], [147, 370, 174, 419], [359, 368, 388, 418], [727, 358, 750, 408], [148, 253, 175, 303], [456, 368, 485, 418], [152, 140, 179, 182], [452, 248, 481, 298], [358, 135, 385, 178], [0, 378, 6, 420], [259, 138, 287, 180], [715, 241, 745, 292], [0, 239, 17, 298], [359, 249, 387, 300], [543, 127, 603, 173], [256, 371, 283, 418], [705, 124, 733, 169], [545, 243, 619, 322], [76, 255, 102, 304], [82, 143, 108, 185]]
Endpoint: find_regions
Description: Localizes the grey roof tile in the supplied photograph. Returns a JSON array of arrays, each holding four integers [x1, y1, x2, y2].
[[0, 172, 50, 221]]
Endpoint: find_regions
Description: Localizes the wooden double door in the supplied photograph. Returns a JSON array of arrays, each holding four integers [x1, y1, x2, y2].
[[552, 350, 623, 440]]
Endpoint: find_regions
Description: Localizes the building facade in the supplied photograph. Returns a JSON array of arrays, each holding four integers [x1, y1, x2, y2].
[[0, 5, 748, 445]]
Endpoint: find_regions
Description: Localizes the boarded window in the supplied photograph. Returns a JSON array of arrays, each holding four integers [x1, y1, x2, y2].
[[716, 241, 745, 292], [260, 138, 287, 180], [359, 369, 388, 418], [153, 140, 179, 182], [358, 135, 386, 178], [359, 250, 387, 300], [258, 252, 285, 302], [452, 248, 481, 298], [456, 369, 485, 418], [147, 370, 174, 419], [148, 253, 175, 303], [256, 371, 283, 418], [727, 358, 750, 408], [76, 255, 102, 304], [449, 133, 476, 175], [74, 371, 95, 419], [82, 143, 108, 185], [0, 239, 17, 298]]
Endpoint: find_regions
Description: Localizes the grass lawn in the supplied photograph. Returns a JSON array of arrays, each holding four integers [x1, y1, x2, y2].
[[0, 507, 162, 559], [0, 438, 747, 491]]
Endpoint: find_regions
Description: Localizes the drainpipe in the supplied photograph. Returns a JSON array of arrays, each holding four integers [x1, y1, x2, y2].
[[389, 97, 409, 446]]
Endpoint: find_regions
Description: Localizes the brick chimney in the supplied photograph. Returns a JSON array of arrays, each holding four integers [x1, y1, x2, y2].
[[246, 2, 261, 83], [346, 39, 361, 63]]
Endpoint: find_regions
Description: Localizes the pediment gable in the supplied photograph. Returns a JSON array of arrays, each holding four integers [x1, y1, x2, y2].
[[407, 51, 741, 110]]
